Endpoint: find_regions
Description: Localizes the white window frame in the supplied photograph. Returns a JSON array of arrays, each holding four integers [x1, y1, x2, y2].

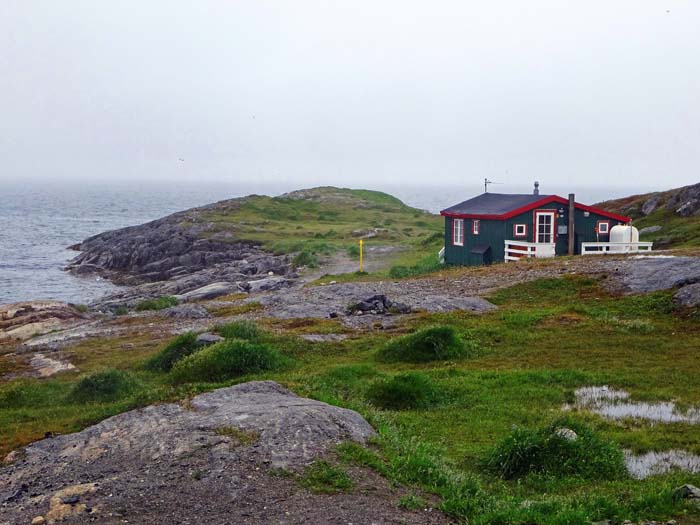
[[534, 211, 555, 244], [597, 221, 610, 234], [514, 224, 527, 237], [472, 219, 480, 235], [453, 219, 464, 246]]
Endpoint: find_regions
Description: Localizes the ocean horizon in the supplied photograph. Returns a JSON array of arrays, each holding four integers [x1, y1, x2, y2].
[[0, 179, 657, 305]]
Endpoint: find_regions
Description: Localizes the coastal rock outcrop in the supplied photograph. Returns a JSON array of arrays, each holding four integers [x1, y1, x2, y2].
[[0, 302, 89, 342], [1, 381, 430, 525]]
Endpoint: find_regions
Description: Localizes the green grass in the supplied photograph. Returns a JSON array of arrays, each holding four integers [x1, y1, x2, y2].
[[298, 460, 353, 494], [69, 369, 141, 403], [144, 332, 201, 372], [388, 254, 443, 278], [482, 417, 626, 480], [215, 320, 265, 341], [170, 339, 284, 384], [135, 296, 179, 312], [2, 274, 700, 523], [366, 372, 441, 410], [376, 325, 477, 363]]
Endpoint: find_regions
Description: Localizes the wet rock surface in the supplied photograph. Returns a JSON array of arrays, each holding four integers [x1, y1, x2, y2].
[[0, 382, 446, 525]]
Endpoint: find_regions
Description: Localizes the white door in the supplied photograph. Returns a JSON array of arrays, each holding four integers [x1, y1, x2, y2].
[[534, 211, 556, 258]]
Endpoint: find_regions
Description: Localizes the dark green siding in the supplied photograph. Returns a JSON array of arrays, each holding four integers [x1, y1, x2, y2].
[[444, 205, 625, 266]]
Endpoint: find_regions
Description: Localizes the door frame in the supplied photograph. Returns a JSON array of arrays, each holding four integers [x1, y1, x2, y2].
[[533, 210, 556, 244]]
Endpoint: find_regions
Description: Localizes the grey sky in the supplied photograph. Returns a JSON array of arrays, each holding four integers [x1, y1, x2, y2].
[[1, 1, 698, 192]]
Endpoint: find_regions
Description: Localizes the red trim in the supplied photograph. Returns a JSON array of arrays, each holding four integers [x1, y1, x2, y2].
[[452, 218, 463, 246], [534, 209, 556, 243], [472, 219, 480, 235], [597, 220, 610, 235], [440, 195, 631, 223], [513, 223, 528, 237]]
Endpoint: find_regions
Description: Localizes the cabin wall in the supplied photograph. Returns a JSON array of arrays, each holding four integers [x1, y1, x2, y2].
[[444, 217, 503, 266]]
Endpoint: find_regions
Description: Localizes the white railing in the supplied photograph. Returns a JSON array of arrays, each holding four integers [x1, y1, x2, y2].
[[581, 242, 653, 255], [504, 240, 556, 262], [438, 246, 445, 264]]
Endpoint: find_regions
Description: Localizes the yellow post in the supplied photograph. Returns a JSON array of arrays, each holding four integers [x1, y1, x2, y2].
[[359, 239, 363, 272]]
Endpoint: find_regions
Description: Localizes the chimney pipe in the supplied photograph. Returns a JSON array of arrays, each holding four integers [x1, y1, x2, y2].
[[533, 181, 540, 195], [568, 193, 575, 255]]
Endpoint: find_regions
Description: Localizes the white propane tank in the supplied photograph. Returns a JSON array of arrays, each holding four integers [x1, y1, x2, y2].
[[609, 224, 639, 252]]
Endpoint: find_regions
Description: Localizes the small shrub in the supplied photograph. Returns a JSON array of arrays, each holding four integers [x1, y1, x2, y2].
[[299, 460, 353, 494], [216, 320, 264, 341], [377, 326, 475, 363], [72, 303, 89, 313], [482, 417, 626, 480], [69, 369, 138, 403], [113, 306, 128, 316], [135, 296, 179, 312], [366, 372, 440, 410], [346, 244, 360, 258], [170, 339, 282, 383], [398, 494, 428, 510], [293, 250, 319, 268], [145, 332, 200, 372]]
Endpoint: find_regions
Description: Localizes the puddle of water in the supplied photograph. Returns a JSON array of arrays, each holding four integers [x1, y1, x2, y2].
[[625, 449, 700, 479], [570, 386, 700, 424]]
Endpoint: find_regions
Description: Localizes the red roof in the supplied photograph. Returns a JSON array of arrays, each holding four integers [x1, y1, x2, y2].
[[440, 194, 630, 223]]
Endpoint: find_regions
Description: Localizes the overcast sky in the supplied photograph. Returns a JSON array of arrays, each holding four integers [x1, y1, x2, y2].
[[1, 1, 698, 192]]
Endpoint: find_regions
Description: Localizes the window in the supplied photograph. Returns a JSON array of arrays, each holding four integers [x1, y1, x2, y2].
[[597, 221, 610, 235], [453, 219, 464, 246], [535, 211, 555, 243], [472, 220, 480, 235], [514, 224, 527, 237]]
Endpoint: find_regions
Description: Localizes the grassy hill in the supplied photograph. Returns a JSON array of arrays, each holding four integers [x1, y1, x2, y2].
[[596, 182, 700, 248], [197, 186, 444, 272]]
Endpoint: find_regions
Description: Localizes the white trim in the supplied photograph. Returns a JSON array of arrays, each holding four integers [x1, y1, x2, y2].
[[472, 219, 480, 235], [453, 218, 464, 246], [514, 224, 527, 237], [597, 221, 610, 234], [534, 211, 555, 244]]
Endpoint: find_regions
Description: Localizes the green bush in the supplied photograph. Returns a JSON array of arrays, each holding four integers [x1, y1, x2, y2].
[[135, 296, 179, 311], [377, 326, 475, 363], [293, 249, 319, 268], [145, 332, 200, 372], [69, 369, 139, 403], [216, 320, 264, 341], [366, 372, 440, 410], [170, 339, 282, 383], [482, 418, 626, 480]]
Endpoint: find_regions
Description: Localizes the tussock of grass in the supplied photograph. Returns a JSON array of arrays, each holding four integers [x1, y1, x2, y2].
[[482, 417, 626, 480], [170, 339, 282, 384], [377, 326, 476, 363], [69, 369, 139, 403], [135, 296, 179, 312], [214, 426, 259, 447], [216, 320, 264, 341], [292, 249, 320, 268], [298, 460, 353, 494], [144, 332, 200, 372], [366, 372, 440, 410]]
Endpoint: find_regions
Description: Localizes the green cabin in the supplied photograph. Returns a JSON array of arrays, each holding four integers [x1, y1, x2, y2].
[[440, 187, 631, 266]]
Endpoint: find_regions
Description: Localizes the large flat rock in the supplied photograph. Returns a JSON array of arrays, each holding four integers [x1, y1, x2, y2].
[[616, 256, 700, 293], [1, 382, 448, 525]]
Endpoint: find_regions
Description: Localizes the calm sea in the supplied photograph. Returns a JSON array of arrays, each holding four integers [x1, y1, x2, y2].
[[0, 180, 642, 305]]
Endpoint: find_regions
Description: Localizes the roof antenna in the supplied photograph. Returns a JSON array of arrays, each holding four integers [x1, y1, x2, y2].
[[484, 178, 503, 193]]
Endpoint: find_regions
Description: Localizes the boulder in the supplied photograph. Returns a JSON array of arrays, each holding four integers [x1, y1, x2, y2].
[[162, 303, 211, 320], [639, 225, 662, 235], [348, 295, 412, 315], [196, 333, 225, 345], [674, 283, 700, 308], [244, 276, 293, 293], [673, 484, 700, 500], [0, 381, 383, 524], [173, 282, 238, 302], [618, 257, 700, 293], [642, 195, 660, 216]]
